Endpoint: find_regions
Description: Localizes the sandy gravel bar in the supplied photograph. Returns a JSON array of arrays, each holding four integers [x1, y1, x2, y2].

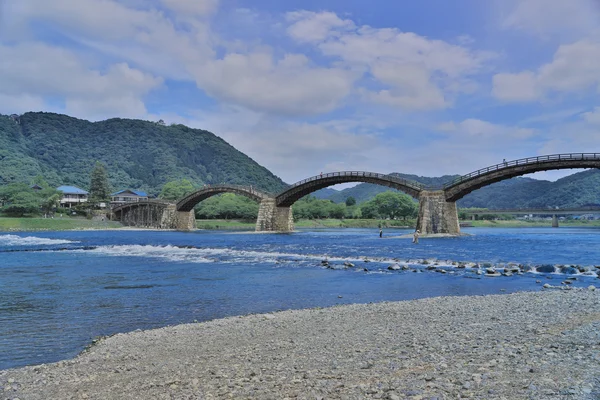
[[2, 289, 600, 400]]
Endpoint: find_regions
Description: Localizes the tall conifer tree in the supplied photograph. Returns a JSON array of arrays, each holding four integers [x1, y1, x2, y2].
[[89, 161, 111, 202]]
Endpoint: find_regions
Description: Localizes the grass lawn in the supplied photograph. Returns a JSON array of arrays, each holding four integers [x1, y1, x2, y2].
[[0, 217, 123, 231]]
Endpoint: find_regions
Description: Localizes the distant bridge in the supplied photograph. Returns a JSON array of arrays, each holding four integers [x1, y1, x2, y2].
[[461, 206, 600, 215], [111, 153, 600, 234]]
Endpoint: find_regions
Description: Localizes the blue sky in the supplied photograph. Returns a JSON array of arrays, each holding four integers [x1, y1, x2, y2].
[[0, 0, 599, 184]]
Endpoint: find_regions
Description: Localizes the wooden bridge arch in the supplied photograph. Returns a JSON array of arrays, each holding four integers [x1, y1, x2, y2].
[[176, 184, 272, 212], [275, 171, 424, 207], [443, 153, 600, 202]]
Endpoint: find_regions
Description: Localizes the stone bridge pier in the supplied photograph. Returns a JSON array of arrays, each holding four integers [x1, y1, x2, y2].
[[416, 190, 460, 235], [256, 198, 294, 232]]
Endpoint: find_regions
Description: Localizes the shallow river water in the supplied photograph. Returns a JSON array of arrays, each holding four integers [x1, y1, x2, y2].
[[1, 227, 599, 370]]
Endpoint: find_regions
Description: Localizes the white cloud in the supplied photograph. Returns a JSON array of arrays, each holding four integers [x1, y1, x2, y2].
[[363, 62, 447, 110], [0, 43, 162, 120], [501, 0, 600, 39], [194, 52, 356, 116], [582, 107, 600, 125], [492, 40, 600, 102], [286, 11, 493, 111], [6, 0, 215, 80], [0, 94, 46, 115], [492, 71, 538, 102], [286, 11, 354, 43], [160, 0, 219, 16], [439, 119, 537, 141]]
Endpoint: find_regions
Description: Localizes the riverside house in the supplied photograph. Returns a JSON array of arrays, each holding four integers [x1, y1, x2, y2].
[[57, 186, 89, 208], [110, 189, 148, 206]]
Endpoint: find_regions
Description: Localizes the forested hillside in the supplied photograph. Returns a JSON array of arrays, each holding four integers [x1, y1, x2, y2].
[[0, 113, 287, 194]]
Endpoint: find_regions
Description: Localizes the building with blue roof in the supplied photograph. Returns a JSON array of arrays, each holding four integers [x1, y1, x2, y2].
[[110, 189, 149, 206], [57, 186, 89, 208]]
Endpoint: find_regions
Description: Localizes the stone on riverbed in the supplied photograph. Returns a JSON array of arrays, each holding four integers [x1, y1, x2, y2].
[[537, 265, 556, 273]]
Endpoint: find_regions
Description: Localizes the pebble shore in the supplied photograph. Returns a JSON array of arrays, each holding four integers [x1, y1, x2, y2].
[[2, 290, 599, 400]]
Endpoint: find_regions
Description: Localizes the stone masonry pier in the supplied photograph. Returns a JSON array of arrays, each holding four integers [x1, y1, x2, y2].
[[256, 198, 294, 232], [416, 190, 460, 235]]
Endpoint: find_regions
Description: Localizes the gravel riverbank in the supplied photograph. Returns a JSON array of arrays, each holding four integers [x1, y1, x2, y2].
[[2, 290, 599, 399]]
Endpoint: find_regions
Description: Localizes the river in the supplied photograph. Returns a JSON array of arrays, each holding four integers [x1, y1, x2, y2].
[[1, 227, 599, 370]]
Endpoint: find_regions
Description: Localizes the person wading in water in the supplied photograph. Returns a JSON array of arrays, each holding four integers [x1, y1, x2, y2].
[[412, 229, 420, 244]]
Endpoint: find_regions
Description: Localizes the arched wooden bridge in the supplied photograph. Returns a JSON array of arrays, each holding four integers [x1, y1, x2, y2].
[[177, 184, 271, 212], [111, 153, 600, 234], [276, 171, 424, 207], [444, 153, 600, 202]]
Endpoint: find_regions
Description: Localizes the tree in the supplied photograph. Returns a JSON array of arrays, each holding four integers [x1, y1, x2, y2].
[[41, 193, 61, 214], [359, 201, 379, 219], [345, 196, 356, 206], [372, 192, 417, 220], [159, 179, 196, 200], [89, 161, 111, 203], [360, 192, 418, 220], [31, 175, 49, 188], [1, 190, 40, 216]]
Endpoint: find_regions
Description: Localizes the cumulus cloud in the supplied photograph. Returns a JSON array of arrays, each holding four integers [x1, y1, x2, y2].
[[0, 43, 162, 120], [492, 40, 600, 102], [286, 11, 354, 43], [6, 0, 215, 80], [194, 52, 356, 116], [286, 11, 493, 111], [160, 0, 219, 16], [501, 0, 600, 39], [363, 63, 447, 110]]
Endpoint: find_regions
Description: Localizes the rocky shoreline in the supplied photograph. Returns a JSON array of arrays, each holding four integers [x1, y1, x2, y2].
[[2, 290, 600, 399]]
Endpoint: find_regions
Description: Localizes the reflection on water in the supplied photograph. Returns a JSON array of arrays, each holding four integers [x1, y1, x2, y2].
[[1, 227, 599, 370]]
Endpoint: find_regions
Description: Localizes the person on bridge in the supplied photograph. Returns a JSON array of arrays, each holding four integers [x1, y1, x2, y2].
[[412, 229, 420, 244]]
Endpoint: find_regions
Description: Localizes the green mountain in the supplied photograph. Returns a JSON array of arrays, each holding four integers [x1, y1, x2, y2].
[[0, 112, 287, 195], [321, 170, 600, 209]]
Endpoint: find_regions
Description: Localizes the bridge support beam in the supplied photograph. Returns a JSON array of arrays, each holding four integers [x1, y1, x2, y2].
[[552, 214, 559, 228], [256, 198, 294, 232], [416, 190, 460, 235]]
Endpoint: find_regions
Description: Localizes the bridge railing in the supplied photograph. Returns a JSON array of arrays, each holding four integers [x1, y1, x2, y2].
[[443, 153, 600, 189], [285, 171, 425, 191]]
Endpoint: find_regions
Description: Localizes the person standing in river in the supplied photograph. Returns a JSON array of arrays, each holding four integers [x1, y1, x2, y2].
[[412, 229, 420, 244], [379, 228, 383, 238]]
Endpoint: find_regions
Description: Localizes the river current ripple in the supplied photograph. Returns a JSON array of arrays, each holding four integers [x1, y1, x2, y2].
[[1, 227, 599, 370]]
